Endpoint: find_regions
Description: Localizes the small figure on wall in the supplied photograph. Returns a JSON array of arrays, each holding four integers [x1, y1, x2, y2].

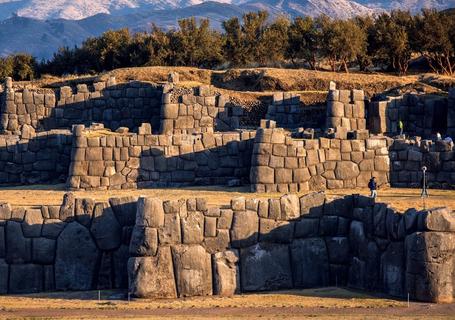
[[368, 176, 377, 199]]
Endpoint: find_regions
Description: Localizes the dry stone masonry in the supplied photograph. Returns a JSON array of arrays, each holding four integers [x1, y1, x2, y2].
[[68, 124, 255, 190], [160, 85, 243, 134], [0, 77, 163, 135], [265, 92, 325, 129], [326, 87, 367, 131], [369, 90, 455, 138], [250, 126, 391, 193], [2, 191, 453, 303]]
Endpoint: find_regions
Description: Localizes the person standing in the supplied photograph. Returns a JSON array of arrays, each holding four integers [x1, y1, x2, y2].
[[398, 120, 404, 137], [368, 177, 377, 199]]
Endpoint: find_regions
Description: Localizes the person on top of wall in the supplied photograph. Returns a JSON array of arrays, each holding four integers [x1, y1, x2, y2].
[[398, 120, 404, 137], [368, 177, 377, 199]]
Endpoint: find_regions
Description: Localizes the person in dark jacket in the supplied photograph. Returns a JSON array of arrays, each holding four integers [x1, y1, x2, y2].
[[368, 177, 377, 199]]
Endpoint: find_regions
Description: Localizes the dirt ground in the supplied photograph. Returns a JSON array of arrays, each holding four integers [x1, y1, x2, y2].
[[0, 287, 454, 319], [0, 184, 453, 212]]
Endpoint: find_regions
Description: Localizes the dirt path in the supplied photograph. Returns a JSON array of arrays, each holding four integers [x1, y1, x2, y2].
[[0, 288, 454, 319], [0, 185, 454, 212], [0, 300, 454, 319]]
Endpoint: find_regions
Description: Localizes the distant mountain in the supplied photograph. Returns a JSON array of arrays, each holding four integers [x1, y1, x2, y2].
[[0, 0, 376, 20], [0, 2, 247, 58], [0, 0, 453, 60], [355, 0, 455, 13]]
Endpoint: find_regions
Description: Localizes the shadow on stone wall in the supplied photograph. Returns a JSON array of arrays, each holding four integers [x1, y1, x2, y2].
[[1, 192, 454, 303], [1, 81, 162, 135], [0, 132, 72, 185], [39, 82, 162, 133]]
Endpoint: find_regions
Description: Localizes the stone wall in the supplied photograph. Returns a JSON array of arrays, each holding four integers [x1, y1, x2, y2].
[[128, 192, 455, 303], [389, 138, 455, 188], [160, 85, 243, 135], [0, 193, 136, 294], [369, 92, 454, 138], [0, 77, 163, 135], [449, 88, 455, 137], [250, 127, 391, 193], [0, 192, 454, 302], [67, 125, 255, 190], [0, 129, 72, 184], [265, 92, 325, 129], [326, 89, 367, 131]]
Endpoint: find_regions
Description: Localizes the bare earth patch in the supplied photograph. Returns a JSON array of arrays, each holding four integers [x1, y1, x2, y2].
[[0, 288, 454, 319], [0, 185, 453, 212]]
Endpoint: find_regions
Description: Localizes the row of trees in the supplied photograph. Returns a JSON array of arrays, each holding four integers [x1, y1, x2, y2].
[[1, 9, 454, 81]]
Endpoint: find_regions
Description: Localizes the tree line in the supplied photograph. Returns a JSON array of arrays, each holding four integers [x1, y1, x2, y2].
[[1, 9, 454, 81]]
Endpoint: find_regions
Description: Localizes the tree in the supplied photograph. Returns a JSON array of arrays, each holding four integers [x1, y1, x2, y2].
[[319, 17, 367, 73], [261, 15, 290, 66], [371, 11, 415, 75], [170, 18, 224, 67], [414, 9, 455, 75], [0, 56, 14, 81], [287, 16, 320, 69]]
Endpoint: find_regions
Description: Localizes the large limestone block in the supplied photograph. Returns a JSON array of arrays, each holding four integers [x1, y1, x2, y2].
[[0, 203, 12, 220], [290, 238, 329, 288], [32, 238, 56, 264], [109, 196, 138, 227], [181, 212, 204, 244], [240, 243, 293, 292], [335, 161, 360, 180], [250, 166, 274, 184], [9, 264, 43, 294], [22, 209, 43, 237], [230, 210, 259, 248], [0, 260, 7, 294], [259, 218, 293, 243], [213, 250, 240, 296], [380, 242, 405, 297], [172, 245, 212, 297], [6, 221, 31, 264], [0, 227, 4, 258], [280, 194, 300, 220], [90, 202, 122, 250], [129, 226, 158, 256], [299, 192, 325, 217], [128, 247, 177, 298], [325, 237, 350, 264], [405, 232, 455, 303], [136, 197, 165, 228], [421, 208, 455, 232], [55, 222, 99, 290]]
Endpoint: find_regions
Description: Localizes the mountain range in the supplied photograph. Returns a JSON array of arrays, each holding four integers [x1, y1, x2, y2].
[[0, 0, 454, 59]]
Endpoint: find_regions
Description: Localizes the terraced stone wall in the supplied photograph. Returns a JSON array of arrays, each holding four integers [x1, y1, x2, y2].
[[0, 129, 72, 185], [0, 193, 136, 294], [67, 125, 255, 190], [326, 89, 367, 131], [265, 92, 325, 129], [250, 127, 391, 193], [0, 192, 454, 303], [0, 77, 163, 135], [389, 138, 455, 188], [128, 193, 455, 303], [160, 85, 244, 134], [369, 90, 455, 138]]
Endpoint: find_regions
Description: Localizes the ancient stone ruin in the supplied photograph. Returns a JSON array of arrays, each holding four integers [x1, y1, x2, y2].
[[0, 75, 454, 302]]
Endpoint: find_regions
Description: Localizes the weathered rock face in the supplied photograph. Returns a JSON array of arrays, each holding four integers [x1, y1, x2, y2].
[[291, 238, 329, 288], [213, 250, 240, 296], [241, 243, 293, 292], [55, 222, 99, 290], [9, 264, 43, 294], [128, 247, 177, 298], [172, 245, 212, 297], [406, 232, 455, 303], [90, 202, 122, 250]]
